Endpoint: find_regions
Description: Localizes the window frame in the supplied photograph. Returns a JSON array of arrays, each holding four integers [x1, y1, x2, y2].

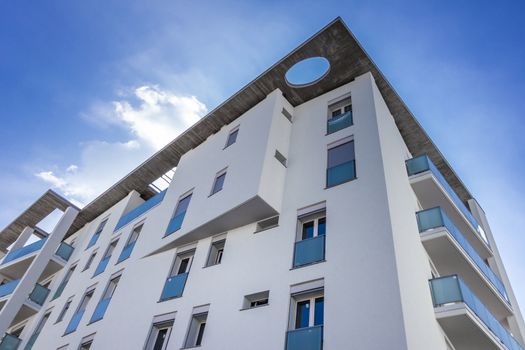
[[224, 126, 239, 149], [289, 288, 324, 330], [210, 168, 227, 196], [205, 237, 226, 267], [326, 137, 356, 188]]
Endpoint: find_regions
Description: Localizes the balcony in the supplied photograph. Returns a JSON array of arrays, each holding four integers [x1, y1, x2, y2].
[[116, 242, 135, 264], [64, 310, 84, 335], [1, 238, 47, 266], [417, 208, 511, 317], [54, 242, 74, 262], [406, 155, 491, 257], [28, 284, 50, 306], [114, 190, 166, 232], [89, 297, 111, 323], [286, 325, 323, 350], [160, 272, 188, 301], [293, 235, 325, 268], [0, 280, 20, 299], [327, 110, 353, 134], [0, 333, 21, 350], [430, 276, 523, 350]]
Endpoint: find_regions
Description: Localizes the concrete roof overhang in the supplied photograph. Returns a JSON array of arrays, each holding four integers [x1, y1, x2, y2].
[[0, 17, 473, 250]]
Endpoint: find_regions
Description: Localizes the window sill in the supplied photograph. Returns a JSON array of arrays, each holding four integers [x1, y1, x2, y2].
[[202, 262, 222, 269], [157, 295, 183, 303], [290, 259, 326, 270], [325, 177, 357, 189], [239, 304, 270, 311]]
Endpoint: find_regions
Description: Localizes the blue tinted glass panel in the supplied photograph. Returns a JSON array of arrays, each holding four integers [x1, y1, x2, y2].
[[116, 242, 136, 264], [55, 242, 74, 261], [295, 300, 310, 329], [302, 221, 314, 240], [160, 272, 188, 301], [0, 334, 21, 350], [2, 238, 47, 265], [225, 129, 238, 148], [86, 233, 100, 249], [327, 141, 354, 168], [327, 111, 353, 134], [317, 218, 326, 236], [114, 190, 166, 232], [294, 235, 325, 268], [0, 279, 20, 298], [286, 326, 323, 350], [314, 297, 324, 326], [29, 284, 50, 306], [64, 310, 84, 334], [89, 298, 111, 323], [212, 173, 226, 194], [327, 160, 356, 187], [165, 212, 186, 236], [93, 256, 110, 277], [174, 194, 192, 216]]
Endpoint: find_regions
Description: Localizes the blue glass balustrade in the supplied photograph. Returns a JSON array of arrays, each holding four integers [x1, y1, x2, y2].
[[116, 242, 136, 264], [165, 212, 186, 236], [286, 325, 323, 350], [1, 238, 47, 265], [64, 310, 84, 334], [293, 235, 325, 268], [24, 332, 39, 350], [93, 256, 111, 277], [55, 242, 74, 261], [406, 155, 489, 246], [0, 280, 20, 298], [417, 207, 508, 303], [430, 276, 523, 350], [0, 334, 21, 350], [160, 273, 188, 301], [114, 190, 166, 232], [327, 110, 353, 134], [28, 284, 50, 306], [89, 298, 111, 323]]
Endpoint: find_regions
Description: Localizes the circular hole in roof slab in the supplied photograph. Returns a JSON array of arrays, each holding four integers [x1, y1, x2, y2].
[[285, 57, 330, 87]]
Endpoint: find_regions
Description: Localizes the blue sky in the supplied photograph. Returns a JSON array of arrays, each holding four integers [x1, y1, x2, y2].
[[1, 1, 525, 310]]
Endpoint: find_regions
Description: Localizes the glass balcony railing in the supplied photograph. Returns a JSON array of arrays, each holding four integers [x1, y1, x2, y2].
[[326, 160, 356, 188], [28, 284, 50, 306], [64, 310, 84, 335], [93, 256, 111, 277], [165, 212, 186, 236], [116, 242, 136, 264], [1, 238, 47, 265], [286, 325, 323, 350], [55, 242, 74, 261], [406, 155, 489, 246], [89, 297, 111, 323], [293, 235, 325, 268], [417, 207, 509, 303], [24, 331, 40, 350], [114, 190, 166, 232], [0, 280, 20, 298], [160, 272, 188, 301], [430, 276, 523, 350], [327, 111, 353, 134], [0, 333, 21, 350]]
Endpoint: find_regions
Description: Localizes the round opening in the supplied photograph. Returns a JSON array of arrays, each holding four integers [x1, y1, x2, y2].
[[285, 57, 330, 87]]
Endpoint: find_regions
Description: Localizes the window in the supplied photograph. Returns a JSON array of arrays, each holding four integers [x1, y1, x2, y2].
[[93, 239, 119, 277], [293, 206, 326, 268], [53, 264, 77, 299], [145, 316, 174, 350], [25, 311, 51, 349], [165, 193, 193, 235], [65, 288, 95, 334], [184, 307, 209, 348], [290, 288, 324, 330], [327, 97, 352, 134], [224, 127, 239, 148], [205, 237, 226, 267], [117, 223, 142, 263], [326, 139, 356, 187], [56, 298, 73, 323], [86, 219, 108, 249], [282, 108, 293, 122], [78, 334, 95, 350], [275, 150, 287, 167], [210, 170, 227, 196], [242, 291, 269, 310], [90, 274, 120, 323], [255, 216, 279, 233], [160, 249, 194, 300], [83, 251, 97, 271]]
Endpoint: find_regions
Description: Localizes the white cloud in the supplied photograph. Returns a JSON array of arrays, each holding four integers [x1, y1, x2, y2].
[[35, 86, 207, 206]]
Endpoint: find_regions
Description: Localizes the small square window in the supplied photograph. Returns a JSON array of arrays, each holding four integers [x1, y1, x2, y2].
[[254, 216, 279, 233], [242, 291, 270, 310], [224, 128, 239, 148], [206, 239, 226, 267], [210, 170, 227, 196]]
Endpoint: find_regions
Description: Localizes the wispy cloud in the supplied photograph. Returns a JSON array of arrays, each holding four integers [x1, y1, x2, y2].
[[35, 85, 207, 206]]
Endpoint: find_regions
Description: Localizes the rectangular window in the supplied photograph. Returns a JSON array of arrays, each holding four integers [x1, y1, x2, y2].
[[205, 237, 226, 267], [160, 249, 194, 301], [282, 108, 293, 122], [144, 315, 174, 350], [117, 223, 142, 263], [289, 287, 324, 332], [326, 139, 356, 187], [242, 290, 270, 310], [83, 251, 97, 271], [275, 150, 287, 167], [56, 298, 73, 323], [293, 209, 326, 268], [184, 309, 208, 348], [64, 287, 95, 334], [93, 239, 118, 277], [254, 216, 279, 233], [224, 127, 239, 148], [327, 97, 352, 134], [25, 311, 51, 349], [86, 219, 108, 250], [79, 340, 92, 350], [53, 264, 76, 299], [165, 193, 192, 236], [89, 274, 121, 323], [210, 170, 227, 196]]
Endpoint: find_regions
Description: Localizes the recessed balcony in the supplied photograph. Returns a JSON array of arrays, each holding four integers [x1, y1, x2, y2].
[[430, 275, 523, 350], [417, 207, 511, 318], [406, 155, 491, 259], [0, 333, 21, 350]]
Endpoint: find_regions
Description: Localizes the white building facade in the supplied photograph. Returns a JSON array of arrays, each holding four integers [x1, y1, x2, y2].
[[0, 18, 524, 350]]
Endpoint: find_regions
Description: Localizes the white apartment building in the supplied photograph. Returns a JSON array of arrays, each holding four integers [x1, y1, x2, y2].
[[0, 17, 524, 350]]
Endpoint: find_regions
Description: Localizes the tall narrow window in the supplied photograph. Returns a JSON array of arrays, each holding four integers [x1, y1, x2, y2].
[[165, 193, 192, 236], [83, 251, 97, 271], [64, 288, 95, 334], [326, 140, 356, 187], [205, 236, 226, 267], [210, 170, 227, 196], [117, 224, 142, 263], [79, 334, 95, 350], [286, 287, 324, 350], [160, 250, 194, 301], [25, 311, 51, 349], [144, 316, 174, 350], [86, 219, 108, 249], [90, 274, 121, 323], [53, 264, 76, 299], [93, 239, 118, 277], [224, 127, 239, 148], [293, 208, 326, 268], [327, 97, 353, 134], [56, 298, 73, 323], [184, 309, 208, 348]]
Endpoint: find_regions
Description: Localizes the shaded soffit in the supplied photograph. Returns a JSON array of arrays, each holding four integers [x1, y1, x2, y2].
[[1, 17, 473, 247]]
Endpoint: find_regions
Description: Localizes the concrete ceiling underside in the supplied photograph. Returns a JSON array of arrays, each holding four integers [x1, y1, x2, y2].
[[0, 17, 473, 250]]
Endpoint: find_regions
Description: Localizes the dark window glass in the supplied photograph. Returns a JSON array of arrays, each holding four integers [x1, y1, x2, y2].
[[344, 105, 352, 113], [153, 328, 168, 350], [196, 322, 206, 346], [295, 300, 310, 329], [211, 173, 226, 195], [331, 109, 342, 117], [177, 258, 190, 275], [250, 299, 268, 307], [174, 194, 192, 217], [328, 142, 355, 168], [318, 218, 326, 236], [327, 141, 356, 187], [314, 297, 324, 326], [302, 221, 314, 240], [225, 129, 239, 148]]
